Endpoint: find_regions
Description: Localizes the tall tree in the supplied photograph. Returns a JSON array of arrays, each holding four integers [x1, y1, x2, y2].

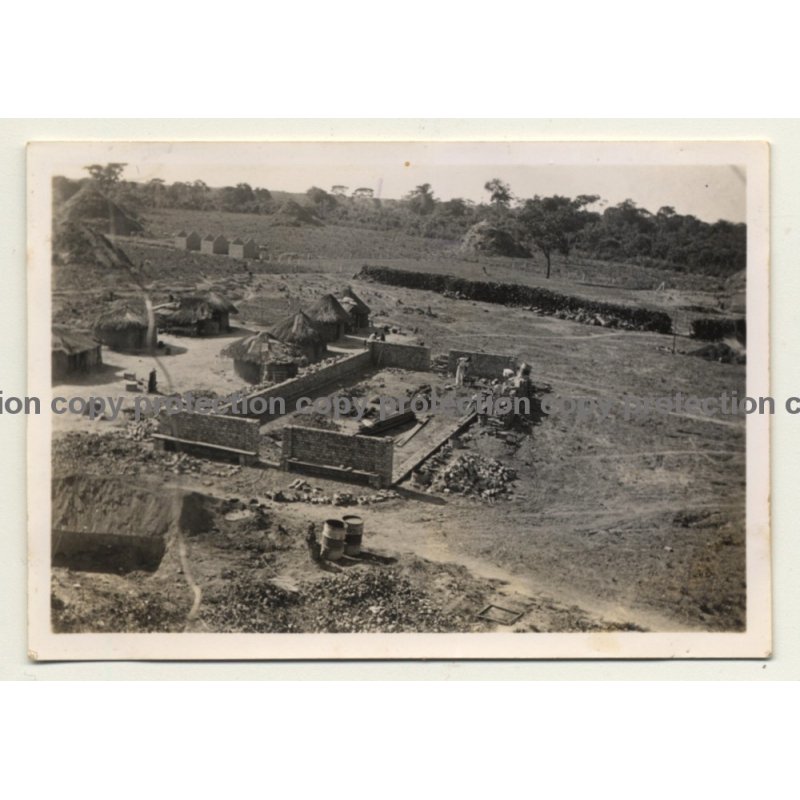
[[517, 194, 599, 278], [83, 162, 127, 192], [484, 178, 513, 209], [404, 183, 436, 215]]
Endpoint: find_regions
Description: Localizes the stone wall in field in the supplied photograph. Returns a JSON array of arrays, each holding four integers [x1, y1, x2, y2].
[[281, 426, 394, 487], [358, 265, 674, 334]]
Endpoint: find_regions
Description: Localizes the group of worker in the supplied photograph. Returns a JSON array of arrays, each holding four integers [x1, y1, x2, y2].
[[467, 361, 533, 427]]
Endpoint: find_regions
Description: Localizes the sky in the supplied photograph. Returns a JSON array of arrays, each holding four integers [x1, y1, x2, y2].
[[57, 143, 748, 224]]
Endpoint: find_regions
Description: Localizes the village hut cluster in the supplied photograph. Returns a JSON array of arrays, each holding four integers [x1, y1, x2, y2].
[[175, 231, 260, 259], [52, 279, 371, 390], [221, 289, 371, 385]]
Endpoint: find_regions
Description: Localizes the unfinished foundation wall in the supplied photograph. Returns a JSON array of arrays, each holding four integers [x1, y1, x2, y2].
[[157, 411, 260, 453], [281, 426, 394, 487], [370, 341, 431, 371], [224, 350, 373, 422], [447, 350, 518, 379]]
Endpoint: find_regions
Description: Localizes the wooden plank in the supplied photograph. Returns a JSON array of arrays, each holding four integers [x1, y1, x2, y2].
[[358, 409, 416, 436], [395, 416, 430, 448], [392, 412, 477, 485]]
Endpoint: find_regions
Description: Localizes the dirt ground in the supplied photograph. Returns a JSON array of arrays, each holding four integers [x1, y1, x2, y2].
[[50, 226, 747, 635]]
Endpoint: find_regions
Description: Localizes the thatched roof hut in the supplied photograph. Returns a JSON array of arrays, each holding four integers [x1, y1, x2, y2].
[[306, 294, 351, 342], [53, 222, 135, 269], [158, 291, 238, 336], [92, 299, 156, 352], [61, 185, 143, 236], [339, 286, 371, 329], [268, 311, 327, 363], [52, 326, 103, 381], [221, 332, 302, 384]]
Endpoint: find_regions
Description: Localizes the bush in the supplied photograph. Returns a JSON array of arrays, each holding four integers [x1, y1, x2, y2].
[[690, 318, 746, 342]]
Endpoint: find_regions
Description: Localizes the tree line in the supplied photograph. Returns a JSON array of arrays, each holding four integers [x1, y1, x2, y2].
[[60, 165, 746, 279]]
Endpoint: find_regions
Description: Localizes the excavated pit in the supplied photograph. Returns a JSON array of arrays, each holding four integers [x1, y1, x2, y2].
[[52, 475, 214, 573]]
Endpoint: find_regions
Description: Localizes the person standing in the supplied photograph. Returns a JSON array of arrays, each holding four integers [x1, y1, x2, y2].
[[306, 523, 320, 563], [455, 357, 469, 387]]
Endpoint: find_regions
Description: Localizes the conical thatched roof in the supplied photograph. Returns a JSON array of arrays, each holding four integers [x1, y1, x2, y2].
[[93, 298, 151, 331], [174, 291, 238, 315], [220, 331, 301, 365], [306, 293, 351, 324], [340, 286, 370, 315], [159, 301, 215, 327], [61, 185, 143, 234], [268, 311, 325, 347], [52, 326, 100, 355], [195, 291, 238, 314], [53, 222, 134, 269]]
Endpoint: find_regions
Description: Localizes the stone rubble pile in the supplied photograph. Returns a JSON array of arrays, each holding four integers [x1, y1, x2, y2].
[[267, 479, 400, 506], [125, 419, 157, 441], [430, 453, 517, 500]]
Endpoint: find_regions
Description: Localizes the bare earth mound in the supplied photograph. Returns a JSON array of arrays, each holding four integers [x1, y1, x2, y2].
[[459, 220, 531, 258]]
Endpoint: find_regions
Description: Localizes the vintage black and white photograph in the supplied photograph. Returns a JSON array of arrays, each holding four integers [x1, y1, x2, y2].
[[26, 141, 770, 660]]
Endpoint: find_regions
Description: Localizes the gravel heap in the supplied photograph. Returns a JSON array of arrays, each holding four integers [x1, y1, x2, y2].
[[199, 569, 467, 634], [300, 570, 463, 633]]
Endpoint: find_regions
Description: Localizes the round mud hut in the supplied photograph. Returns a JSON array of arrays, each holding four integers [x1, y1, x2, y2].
[[92, 299, 156, 352], [52, 326, 103, 382], [269, 311, 327, 364], [221, 331, 302, 384], [339, 286, 371, 330], [306, 293, 352, 343], [159, 291, 238, 336]]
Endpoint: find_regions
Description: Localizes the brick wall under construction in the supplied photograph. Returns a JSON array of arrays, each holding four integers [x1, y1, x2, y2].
[[220, 342, 431, 424], [370, 341, 431, 371], [158, 411, 260, 453], [281, 426, 394, 487], [222, 351, 373, 422]]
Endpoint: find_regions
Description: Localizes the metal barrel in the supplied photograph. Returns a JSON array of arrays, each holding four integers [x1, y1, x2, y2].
[[320, 518, 346, 561], [342, 515, 364, 557]]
